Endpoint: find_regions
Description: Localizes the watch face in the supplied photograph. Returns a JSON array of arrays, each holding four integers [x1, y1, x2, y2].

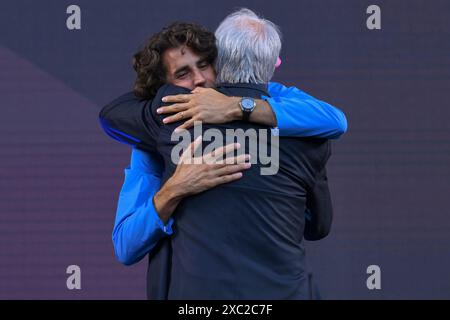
[[242, 98, 255, 111]]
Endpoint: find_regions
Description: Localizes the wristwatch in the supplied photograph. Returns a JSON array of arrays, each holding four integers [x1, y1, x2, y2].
[[239, 97, 256, 122]]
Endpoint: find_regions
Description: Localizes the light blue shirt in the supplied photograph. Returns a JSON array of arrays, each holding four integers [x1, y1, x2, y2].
[[112, 82, 347, 265]]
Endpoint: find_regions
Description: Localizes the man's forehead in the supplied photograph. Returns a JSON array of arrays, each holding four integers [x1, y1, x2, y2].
[[167, 45, 188, 57], [163, 46, 203, 69]]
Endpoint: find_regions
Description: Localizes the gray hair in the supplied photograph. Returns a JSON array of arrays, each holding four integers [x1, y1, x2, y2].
[[214, 8, 282, 84]]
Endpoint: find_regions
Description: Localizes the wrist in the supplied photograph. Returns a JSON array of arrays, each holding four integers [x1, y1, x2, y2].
[[239, 97, 257, 122], [227, 97, 243, 121], [162, 179, 184, 199], [154, 182, 183, 223]]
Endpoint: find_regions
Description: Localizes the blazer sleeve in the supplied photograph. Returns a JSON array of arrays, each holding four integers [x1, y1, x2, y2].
[[98, 86, 192, 152], [303, 166, 333, 241], [98, 92, 160, 153]]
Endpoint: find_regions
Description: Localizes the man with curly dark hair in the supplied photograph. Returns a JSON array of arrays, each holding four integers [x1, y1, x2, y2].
[[133, 22, 217, 99]]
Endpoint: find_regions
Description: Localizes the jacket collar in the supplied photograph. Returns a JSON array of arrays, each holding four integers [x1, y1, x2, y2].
[[218, 83, 269, 97]]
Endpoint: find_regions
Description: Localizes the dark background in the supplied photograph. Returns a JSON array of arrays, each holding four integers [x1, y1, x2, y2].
[[0, 0, 449, 299]]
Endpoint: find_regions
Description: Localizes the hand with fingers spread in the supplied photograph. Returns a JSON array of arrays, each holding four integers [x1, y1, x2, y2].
[[157, 87, 242, 131], [153, 135, 251, 223]]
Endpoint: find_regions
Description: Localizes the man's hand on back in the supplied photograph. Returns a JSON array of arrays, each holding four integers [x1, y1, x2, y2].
[[157, 87, 242, 131], [157, 87, 277, 130], [153, 136, 251, 223]]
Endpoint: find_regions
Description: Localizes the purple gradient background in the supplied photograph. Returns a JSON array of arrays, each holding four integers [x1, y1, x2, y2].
[[0, 0, 449, 299]]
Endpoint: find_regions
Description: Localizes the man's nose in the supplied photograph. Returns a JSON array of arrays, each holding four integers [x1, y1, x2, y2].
[[193, 70, 206, 87]]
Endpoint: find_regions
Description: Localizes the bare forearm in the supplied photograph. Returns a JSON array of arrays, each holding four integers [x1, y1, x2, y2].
[[250, 99, 277, 126], [153, 180, 184, 224]]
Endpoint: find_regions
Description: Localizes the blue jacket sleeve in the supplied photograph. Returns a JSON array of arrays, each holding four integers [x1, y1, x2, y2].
[[266, 82, 348, 139], [112, 148, 174, 266]]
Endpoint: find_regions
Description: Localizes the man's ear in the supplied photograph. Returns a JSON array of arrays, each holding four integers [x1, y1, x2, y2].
[[275, 57, 282, 68]]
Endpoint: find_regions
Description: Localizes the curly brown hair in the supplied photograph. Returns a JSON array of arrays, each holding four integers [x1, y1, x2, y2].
[[133, 22, 217, 99]]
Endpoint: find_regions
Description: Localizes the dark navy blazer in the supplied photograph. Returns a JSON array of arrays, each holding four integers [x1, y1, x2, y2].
[[144, 83, 332, 299]]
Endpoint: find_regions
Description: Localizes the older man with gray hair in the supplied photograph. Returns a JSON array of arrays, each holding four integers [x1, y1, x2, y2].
[[215, 8, 282, 84], [134, 8, 334, 299]]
